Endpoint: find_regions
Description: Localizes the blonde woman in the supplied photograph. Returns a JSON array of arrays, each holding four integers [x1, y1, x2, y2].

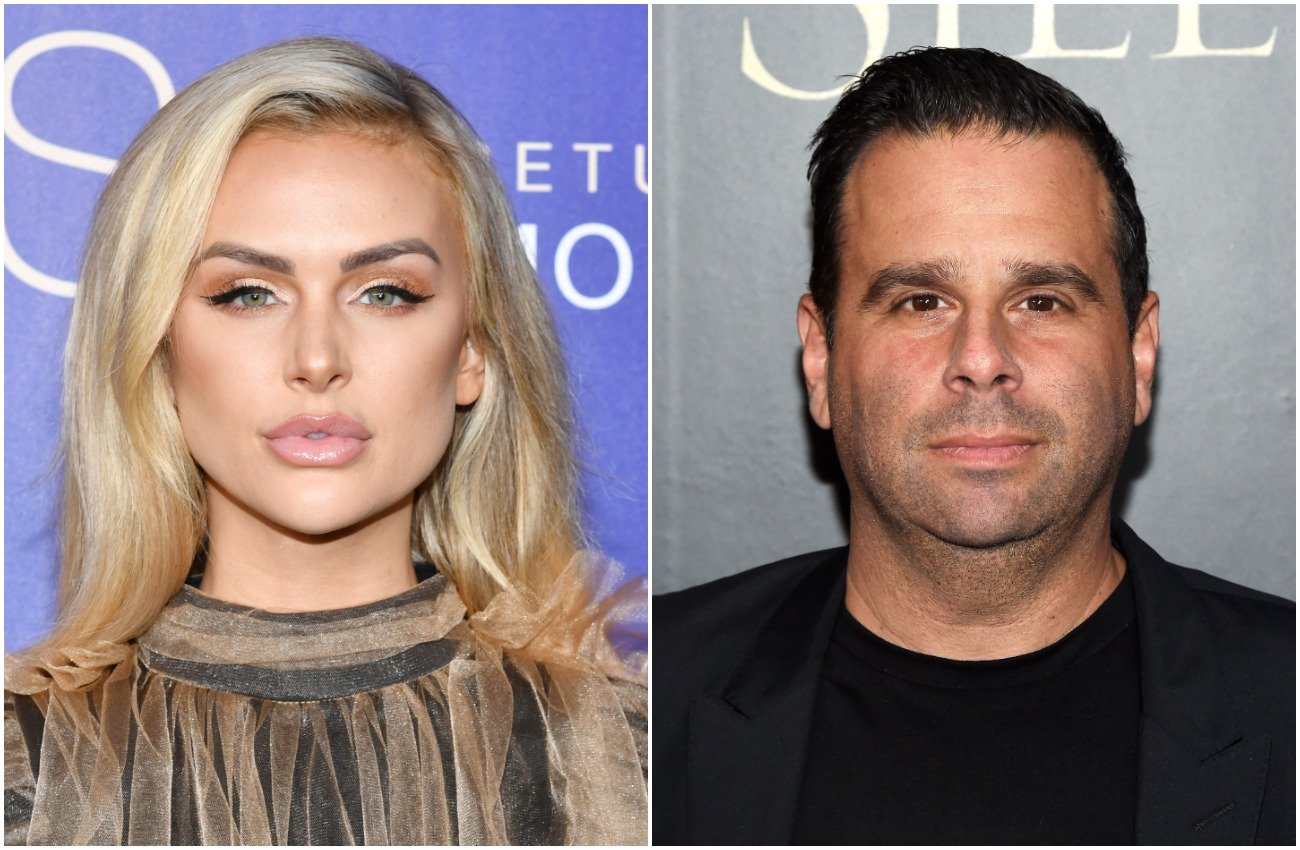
[[4, 37, 646, 845]]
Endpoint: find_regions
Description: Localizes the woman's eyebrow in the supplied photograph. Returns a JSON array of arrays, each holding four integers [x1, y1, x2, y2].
[[199, 242, 294, 274], [197, 238, 440, 275], [340, 238, 440, 272]]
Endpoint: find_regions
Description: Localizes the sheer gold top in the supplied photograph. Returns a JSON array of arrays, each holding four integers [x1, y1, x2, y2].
[[5, 559, 647, 845]]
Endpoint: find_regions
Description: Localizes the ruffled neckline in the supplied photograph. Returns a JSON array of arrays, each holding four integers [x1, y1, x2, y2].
[[134, 552, 646, 701], [136, 573, 470, 700]]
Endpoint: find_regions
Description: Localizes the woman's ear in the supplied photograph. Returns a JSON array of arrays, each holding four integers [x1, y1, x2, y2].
[[456, 335, 485, 405], [159, 342, 180, 410]]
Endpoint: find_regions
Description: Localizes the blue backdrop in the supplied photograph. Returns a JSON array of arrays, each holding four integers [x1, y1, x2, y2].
[[4, 5, 648, 651]]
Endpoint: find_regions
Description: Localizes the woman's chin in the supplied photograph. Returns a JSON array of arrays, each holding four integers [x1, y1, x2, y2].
[[285, 511, 388, 539], [238, 496, 410, 541], [203, 474, 418, 541]]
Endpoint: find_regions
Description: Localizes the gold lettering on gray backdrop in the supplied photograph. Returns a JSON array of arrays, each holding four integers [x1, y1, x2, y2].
[[741, 4, 1279, 100], [1155, 4, 1277, 58], [1017, 3, 1131, 59], [741, 5, 888, 100]]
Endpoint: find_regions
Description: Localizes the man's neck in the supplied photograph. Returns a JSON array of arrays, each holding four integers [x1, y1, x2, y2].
[[843, 508, 1125, 660]]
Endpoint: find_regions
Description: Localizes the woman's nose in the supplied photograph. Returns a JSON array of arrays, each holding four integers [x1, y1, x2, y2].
[[284, 303, 351, 392]]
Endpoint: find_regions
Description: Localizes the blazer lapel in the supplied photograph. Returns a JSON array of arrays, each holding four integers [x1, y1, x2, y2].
[[1135, 717, 1270, 844], [1122, 522, 1272, 844], [685, 551, 846, 844]]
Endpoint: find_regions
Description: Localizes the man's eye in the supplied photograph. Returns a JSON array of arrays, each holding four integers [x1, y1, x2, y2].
[[902, 294, 946, 312], [1021, 294, 1060, 312]]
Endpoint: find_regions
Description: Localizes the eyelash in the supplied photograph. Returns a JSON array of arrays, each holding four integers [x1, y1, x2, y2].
[[356, 284, 431, 309], [204, 284, 276, 310], [896, 292, 948, 312], [1019, 294, 1064, 312], [203, 282, 431, 312]]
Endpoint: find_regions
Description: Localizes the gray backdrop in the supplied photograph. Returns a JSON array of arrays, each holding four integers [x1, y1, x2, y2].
[[653, 4, 1296, 597]]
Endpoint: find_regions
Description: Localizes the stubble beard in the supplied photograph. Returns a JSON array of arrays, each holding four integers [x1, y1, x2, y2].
[[829, 373, 1134, 618]]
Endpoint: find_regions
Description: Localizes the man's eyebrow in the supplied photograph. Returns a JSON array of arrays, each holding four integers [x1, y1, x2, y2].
[[1004, 260, 1105, 305], [857, 258, 1107, 310], [340, 238, 440, 272], [199, 243, 294, 275], [859, 258, 964, 310]]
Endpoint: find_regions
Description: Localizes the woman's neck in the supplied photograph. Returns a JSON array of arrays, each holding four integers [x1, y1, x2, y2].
[[198, 485, 419, 612]]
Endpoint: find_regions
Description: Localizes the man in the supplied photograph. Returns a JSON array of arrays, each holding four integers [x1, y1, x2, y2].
[[653, 48, 1294, 845]]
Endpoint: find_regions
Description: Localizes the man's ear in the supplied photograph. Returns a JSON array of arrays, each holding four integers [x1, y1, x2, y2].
[[1131, 291, 1159, 426], [456, 335, 485, 406], [797, 294, 832, 430]]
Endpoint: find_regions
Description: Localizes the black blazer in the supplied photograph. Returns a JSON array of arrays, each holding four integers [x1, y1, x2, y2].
[[653, 521, 1295, 844]]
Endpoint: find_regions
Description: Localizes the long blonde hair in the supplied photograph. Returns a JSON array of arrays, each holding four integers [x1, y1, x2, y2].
[[12, 37, 581, 688]]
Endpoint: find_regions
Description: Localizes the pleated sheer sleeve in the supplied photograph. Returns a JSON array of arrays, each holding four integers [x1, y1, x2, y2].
[[5, 691, 41, 845]]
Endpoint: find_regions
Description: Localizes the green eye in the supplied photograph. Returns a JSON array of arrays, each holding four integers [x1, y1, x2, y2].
[[366, 289, 398, 306], [358, 284, 429, 307], [205, 285, 277, 309]]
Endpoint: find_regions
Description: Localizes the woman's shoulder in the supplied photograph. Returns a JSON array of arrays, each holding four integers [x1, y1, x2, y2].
[[5, 641, 136, 696], [4, 643, 140, 769], [455, 552, 647, 765], [465, 551, 647, 684]]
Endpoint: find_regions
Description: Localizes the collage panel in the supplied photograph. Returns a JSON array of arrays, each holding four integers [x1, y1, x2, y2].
[[652, 4, 1294, 845], [5, 5, 646, 845]]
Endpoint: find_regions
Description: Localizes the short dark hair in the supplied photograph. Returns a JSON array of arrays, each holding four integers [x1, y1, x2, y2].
[[807, 47, 1148, 340]]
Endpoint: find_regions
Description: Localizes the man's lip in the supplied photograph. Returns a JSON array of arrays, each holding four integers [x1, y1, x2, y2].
[[263, 413, 372, 440], [929, 433, 1039, 449], [928, 434, 1041, 465]]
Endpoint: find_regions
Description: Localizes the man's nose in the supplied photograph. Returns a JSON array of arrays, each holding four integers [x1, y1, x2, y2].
[[942, 308, 1023, 393], [285, 303, 351, 393]]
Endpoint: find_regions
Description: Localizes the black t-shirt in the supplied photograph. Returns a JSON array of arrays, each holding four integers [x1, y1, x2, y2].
[[792, 571, 1140, 845]]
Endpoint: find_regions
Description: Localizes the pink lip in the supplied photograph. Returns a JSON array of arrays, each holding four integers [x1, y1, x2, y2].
[[263, 414, 372, 468], [929, 434, 1040, 465]]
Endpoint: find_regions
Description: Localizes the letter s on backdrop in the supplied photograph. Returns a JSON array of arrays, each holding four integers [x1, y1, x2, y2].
[[4, 30, 174, 297]]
